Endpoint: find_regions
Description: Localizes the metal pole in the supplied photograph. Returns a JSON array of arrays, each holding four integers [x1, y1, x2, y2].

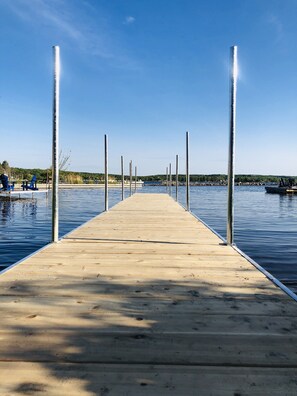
[[121, 155, 124, 201], [169, 163, 172, 196], [129, 160, 132, 196], [175, 154, 179, 201], [227, 46, 238, 245], [104, 134, 108, 211], [52, 45, 60, 243], [166, 167, 168, 193], [186, 131, 190, 211], [134, 166, 137, 193]]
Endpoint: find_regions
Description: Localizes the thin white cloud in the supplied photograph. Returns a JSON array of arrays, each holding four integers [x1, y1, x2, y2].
[[266, 14, 284, 42], [124, 16, 135, 25], [2, 0, 132, 62], [4, 0, 83, 40]]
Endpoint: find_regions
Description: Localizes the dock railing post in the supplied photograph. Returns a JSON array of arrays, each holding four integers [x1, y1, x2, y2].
[[169, 163, 172, 196], [227, 45, 238, 246], [104, 134, 108, 212], [176, 154, 179, 201], [186, 131, 190, 211], [129, 160, 132, 196], [52, 45, 60, 243], [166, 167, 168, 193], [121, 155, 124, 201], [134, 166, 137, 193]]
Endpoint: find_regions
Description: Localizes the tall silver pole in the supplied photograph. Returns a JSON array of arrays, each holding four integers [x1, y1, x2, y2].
[[166, 167, 168, 193], [129, 160, 132, 196], [121, 155, 124, 201], [169, 163, 172, 196], [52, 46, 60, 243], [186, 131, 190, 211], [104, 134, 108, 211], [175, 154, 179, 201], [227, 46, 238, 245], [134, 166, 137, 193]]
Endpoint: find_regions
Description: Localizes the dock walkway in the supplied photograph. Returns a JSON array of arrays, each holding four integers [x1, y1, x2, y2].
[[0, 193, 297, 395]]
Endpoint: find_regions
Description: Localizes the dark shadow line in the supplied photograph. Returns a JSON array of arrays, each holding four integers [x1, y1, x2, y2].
[[63, 237, 192, 245], [5, 359, 297, 370]]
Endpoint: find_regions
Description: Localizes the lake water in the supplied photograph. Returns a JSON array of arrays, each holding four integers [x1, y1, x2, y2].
[[1, 185, 297, 293]]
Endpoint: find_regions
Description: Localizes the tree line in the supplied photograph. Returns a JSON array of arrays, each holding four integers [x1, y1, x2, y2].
[[1, 161, 293, 185], [140, 174, 292, 184]]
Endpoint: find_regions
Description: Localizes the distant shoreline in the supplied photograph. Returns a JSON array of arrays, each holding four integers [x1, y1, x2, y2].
[[7, 166, 291, 187], [30, 183, 144, 189], [27, 182, 269, 189]]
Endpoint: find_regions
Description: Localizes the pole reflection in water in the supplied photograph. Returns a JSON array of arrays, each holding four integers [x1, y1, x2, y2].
[[0, 200, 14, 224]]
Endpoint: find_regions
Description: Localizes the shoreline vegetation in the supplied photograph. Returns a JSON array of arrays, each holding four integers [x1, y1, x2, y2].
[[3, 166, 294, 186]]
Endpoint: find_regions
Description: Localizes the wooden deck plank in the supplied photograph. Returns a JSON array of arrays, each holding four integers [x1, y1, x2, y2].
[[0, 279, 290, 300], [1, 363, 296, 396], [6, 267, 267, 281], [1, 295, 296, 316], [1, 312, 297, 335], [0, 193, 296, 395], [0, 332, 297, 366]]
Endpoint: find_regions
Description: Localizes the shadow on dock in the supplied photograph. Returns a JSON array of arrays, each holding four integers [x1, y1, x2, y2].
[[1, 272, 297, 395]]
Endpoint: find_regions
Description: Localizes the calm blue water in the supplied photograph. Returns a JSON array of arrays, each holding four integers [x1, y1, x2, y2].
[[1, 185, 297, 292]]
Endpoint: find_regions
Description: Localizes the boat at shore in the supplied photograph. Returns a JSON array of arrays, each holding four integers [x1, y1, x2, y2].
[[265, 178, 297, 194]]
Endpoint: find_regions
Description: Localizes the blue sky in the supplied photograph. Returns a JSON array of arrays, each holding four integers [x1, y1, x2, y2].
[[0, 0, 296, 175]]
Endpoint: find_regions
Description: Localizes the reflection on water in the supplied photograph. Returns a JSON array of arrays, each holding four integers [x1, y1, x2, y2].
[[21, 200, 37, 220], [0, 186, 297, 293], [0, 199, 38, 225], [279, 193, 295, 216], [0, 200, 14, 223]]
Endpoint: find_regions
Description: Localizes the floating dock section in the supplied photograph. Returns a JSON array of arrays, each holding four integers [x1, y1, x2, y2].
[[0, 189, 48, 200], [0, 193, 296, 395]]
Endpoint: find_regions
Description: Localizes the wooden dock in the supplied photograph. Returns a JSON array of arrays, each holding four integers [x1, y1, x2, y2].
[[0, 193, 297, 395]]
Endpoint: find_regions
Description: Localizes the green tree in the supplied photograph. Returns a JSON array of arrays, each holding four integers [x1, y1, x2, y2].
[[1, 160, 11, 177]]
